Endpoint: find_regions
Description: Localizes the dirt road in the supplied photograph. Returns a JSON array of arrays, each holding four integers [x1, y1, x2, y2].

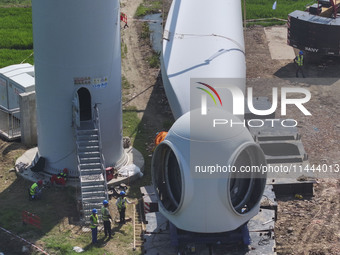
[[121, 0, 155, 113], [120, 0, 172, 139]]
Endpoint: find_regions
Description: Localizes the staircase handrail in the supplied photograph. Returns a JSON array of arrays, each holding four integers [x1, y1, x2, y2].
[[93, 104, 109, 200]]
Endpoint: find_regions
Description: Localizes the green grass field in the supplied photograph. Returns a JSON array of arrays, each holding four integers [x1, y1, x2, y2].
[[0, 0, 30, 8], [0, 7, 33, 68], [135, 0, 162, 17], [245, 0, 314, 25]]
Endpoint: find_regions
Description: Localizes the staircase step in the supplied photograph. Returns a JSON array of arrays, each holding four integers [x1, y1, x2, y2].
[[78, 151, 100, 158], [78, 146, 100, 152], [83, 199, 107, 207], [77, 129, 98, 136], [77, 140, 99, 147], [77, 134, 99, 141], [83, 196, 107, 202], [83, 195, 106, 204], [80, 168, 102, 175], [80, 174, 104, 182], [82, 202, 102, 209], [81, 181, 105, 187], [81, 182, 105, 187], [79, 157, 101, 164], [81, 184, 106, 192], [82, 191, 106, 198], [79, 163, 102, 170]]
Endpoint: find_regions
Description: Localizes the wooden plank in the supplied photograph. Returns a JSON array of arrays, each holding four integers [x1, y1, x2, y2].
[[320, 3, 340, 17], [133, 204, 136, 250]]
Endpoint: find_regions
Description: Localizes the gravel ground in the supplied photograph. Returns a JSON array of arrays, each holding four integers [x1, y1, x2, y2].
[[246, 26, 340, 255]]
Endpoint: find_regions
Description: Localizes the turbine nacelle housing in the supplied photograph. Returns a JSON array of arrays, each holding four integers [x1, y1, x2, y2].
[[152, 109, 267, 233]]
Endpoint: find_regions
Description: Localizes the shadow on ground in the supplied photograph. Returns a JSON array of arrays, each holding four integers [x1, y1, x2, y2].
[[123, 71, 174, 199], [0, 174, 80, 254], [274, 55, 340, 86]]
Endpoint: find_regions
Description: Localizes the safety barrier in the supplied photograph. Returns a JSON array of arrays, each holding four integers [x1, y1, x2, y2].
[[22, 211, 41, 229]]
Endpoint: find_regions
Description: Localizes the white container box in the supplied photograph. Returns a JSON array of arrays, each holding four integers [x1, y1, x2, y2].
[[0, 63, 35, 110]]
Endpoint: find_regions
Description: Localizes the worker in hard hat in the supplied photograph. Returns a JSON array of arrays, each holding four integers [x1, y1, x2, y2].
[[294, 51, 306, 78], [101, 200, 112, 239], [90, 208, 99, 244], [29, 180, 43, 200], [50, 168, 68, 186], [116, 191, 134, 224]]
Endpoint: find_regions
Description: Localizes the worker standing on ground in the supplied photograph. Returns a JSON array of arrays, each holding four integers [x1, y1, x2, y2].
[[90, 209, 99, 244], [294, 51, 306, 78], [29, 180, 43, 200], [101, 200, 112, 239], [116, 191, 134, 224]]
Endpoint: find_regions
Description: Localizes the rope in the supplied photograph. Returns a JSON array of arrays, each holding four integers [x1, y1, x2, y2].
[[172, 32, 245, 53], [0, 226, 50, 255], [262, 194, 275, 204], [48, 148, 76, 164], [132, 18, 161, 23], [20, 52, 34, 64]]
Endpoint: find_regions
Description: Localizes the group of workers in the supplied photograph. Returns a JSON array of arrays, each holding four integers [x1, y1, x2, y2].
[[50, 168, 68, 186], [90, 191, 134, 245], [29, 176, 134, 245]]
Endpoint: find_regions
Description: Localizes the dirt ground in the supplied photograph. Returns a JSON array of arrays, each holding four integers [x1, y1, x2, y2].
[[120, 0, 172, 129], [245, 26, 340, 254], [0, 1, 340, 255]]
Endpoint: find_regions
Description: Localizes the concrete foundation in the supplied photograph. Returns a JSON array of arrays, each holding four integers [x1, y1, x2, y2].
[[15, 146, 144, 187], [19, 91, 37, 146]]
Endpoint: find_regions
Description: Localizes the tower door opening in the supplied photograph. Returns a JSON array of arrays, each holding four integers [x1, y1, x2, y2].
[[77, 88, 92, 121]]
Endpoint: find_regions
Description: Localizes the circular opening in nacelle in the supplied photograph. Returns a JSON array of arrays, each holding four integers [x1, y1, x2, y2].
[[152, 143, 183, 213], [229, 145, 266, 214]]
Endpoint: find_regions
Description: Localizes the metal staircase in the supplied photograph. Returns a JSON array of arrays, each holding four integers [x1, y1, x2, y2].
[[76, 105, 108, 223]]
